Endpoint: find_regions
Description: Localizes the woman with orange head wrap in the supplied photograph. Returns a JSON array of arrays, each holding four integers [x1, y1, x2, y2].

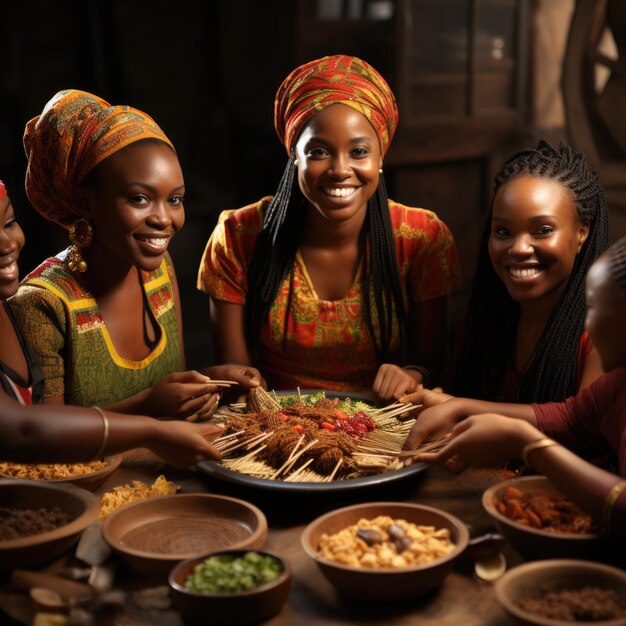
[[10, 90, 261, 417], [198, 55, 461, 401]]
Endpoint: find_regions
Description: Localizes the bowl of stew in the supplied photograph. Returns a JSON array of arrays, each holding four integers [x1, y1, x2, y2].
[[482, 476, 606, 562]]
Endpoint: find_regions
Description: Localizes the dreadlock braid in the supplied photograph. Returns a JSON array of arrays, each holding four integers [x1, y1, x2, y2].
[[608, 236, 626, 292], [451, 139, 609, 403], [245, 160, 408, 362]]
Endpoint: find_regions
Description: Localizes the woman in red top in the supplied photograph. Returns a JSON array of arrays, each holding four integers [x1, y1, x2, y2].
[[450, 141, 608, 403], [405, 236, 626, 540], [198, 55, 461, 401]]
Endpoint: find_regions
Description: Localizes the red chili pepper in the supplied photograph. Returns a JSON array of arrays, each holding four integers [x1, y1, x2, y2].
[[321, 421, 337, 431], [278, 412, 289, 422], [292, 424, 304, 434], [335, 409, 350, 421]]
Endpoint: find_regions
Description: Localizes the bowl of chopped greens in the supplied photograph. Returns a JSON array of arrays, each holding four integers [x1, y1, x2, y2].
[[169, 549, 291, 624]]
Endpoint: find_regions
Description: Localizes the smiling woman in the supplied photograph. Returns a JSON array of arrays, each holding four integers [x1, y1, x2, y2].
[[8, 90, 261, 418], [450, 140, 610, 403], [198, 55, 461, 402]]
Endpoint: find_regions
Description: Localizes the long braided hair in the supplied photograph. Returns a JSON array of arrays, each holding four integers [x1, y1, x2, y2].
[[451, 140, 609, 403], [245, 152, 408, 363]]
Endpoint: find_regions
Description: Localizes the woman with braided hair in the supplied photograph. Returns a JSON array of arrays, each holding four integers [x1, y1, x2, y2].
[[450, 139, 609, 404], [405, 236, 626, 541], [198, 55, 460, 402]]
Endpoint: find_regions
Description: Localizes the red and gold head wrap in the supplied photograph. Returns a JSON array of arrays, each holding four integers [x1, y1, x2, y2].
[[274, 55, 398, 156], [0, 181, 6, 201], [23, 89, 174, 229]]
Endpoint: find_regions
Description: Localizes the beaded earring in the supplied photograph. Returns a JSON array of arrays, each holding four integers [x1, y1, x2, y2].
[[66, 219, 94, 273]]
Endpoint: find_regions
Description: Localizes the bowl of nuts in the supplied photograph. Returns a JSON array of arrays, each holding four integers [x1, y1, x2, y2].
[[301, 502, 470, 600]]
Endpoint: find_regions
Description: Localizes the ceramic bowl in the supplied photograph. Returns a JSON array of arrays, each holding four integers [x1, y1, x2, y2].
[[482, 475, 605, 561], [169, 549, 291, 625], [495, 559, 626, 626], [102, 493, 268, 576], [0, 479, 100, 569], [0, 454, 122, 492], [301, 501, 470, 600]]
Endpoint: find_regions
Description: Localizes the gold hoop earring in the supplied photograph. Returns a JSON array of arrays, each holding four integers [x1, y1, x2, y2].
[[67, 219, 93, 273]]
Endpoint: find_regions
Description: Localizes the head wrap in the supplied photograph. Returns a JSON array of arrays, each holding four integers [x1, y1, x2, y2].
[[0, 181, 6, 201], [23, 89, 174, 228], [274, 55, 398, 156]]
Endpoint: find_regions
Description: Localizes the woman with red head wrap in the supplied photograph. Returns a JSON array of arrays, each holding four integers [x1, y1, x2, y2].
[[10, 90, 261, 417], [198, 55, 461, 400]]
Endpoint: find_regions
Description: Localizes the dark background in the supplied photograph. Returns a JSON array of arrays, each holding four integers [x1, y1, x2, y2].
[[2, 0, 547, 369]]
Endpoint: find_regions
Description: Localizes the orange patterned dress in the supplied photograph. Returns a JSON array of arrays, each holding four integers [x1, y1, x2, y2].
[[198, 197, 460, 393]]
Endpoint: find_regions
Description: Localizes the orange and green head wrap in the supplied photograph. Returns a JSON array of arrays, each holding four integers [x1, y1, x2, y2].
[[23, 89, 174, 229], [274, 54, 398, 156]]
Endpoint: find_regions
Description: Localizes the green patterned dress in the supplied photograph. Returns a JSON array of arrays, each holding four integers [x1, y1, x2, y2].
[[10, 251, 183, 407]]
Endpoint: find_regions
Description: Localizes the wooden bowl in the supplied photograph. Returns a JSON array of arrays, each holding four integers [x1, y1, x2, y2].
[[0, 455, 122, 492], [301, 502, 469, 600], [495, 559, 626, 626], [169, 549, 291, 625], [102, 493, 268, 576], [0, 479, 100, 569], [482, 476, 605, 562]]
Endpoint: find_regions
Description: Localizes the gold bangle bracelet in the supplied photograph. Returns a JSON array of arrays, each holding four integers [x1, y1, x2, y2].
[[521, 437, 559, 468], [602, 479, 626, 535], [91, 406, 110, 461]]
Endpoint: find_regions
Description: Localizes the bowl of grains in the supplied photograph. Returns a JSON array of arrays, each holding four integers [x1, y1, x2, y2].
[[0, 454, 122, 492], [169, 549, 291, 625], [482, 476, 606, 562], [495, 559, 626, 625], [301, 502, 469, 600], [0, 479, 100, 569]]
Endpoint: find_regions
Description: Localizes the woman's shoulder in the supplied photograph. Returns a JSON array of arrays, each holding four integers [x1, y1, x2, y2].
[[387, 200, 456, 249], [387, 199, 450, 230], [18, 254, 85, 303], [216, 196, 271, 230]]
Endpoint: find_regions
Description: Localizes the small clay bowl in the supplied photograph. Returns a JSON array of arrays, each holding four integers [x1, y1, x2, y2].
[[169, 549, 291, 625], [495, 559, 626, 626], [0, 479, 100, 569], [482, 475, 605, 561], [102, 493, 268, 576], [0, 455, 122, 492], [301, 501, 469, 600]]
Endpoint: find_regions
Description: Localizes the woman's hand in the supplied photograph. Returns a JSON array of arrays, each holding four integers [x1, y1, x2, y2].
[[373, 364, 422, 403], [147, 420, 225, 468], [141, 370, 223, 421], [202, 364, 265, 402], [402, 395, 467, 460], [407, 413, 540, 473]]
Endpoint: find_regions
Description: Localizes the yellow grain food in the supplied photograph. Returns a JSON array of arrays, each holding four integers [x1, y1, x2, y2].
[[0, 460, 107, 480], [318, 515, 455, 568], [98, 475, 179, 520]]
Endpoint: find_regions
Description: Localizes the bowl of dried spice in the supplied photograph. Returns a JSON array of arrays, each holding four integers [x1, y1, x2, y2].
[[168, 549, 291, 625], [0, 479, 100, 569], [495, 559, 626, 626]]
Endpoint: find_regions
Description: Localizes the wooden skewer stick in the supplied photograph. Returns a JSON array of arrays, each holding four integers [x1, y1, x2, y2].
[[326, 457, 343, 482]]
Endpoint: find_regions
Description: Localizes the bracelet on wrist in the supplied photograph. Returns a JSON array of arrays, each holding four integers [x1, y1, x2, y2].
[[91, 406, 110, 461], [403, 365, 430, 388], [602, 479, 626, 535], [521, 437, 559, 468]]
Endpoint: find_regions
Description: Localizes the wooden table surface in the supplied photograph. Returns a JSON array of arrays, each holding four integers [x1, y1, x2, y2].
[[1, 450, 521, 625]]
